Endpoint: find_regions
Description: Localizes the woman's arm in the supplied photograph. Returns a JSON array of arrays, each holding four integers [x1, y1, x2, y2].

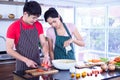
[[72, 28, 85, 46], [64, 26, 85, 47]]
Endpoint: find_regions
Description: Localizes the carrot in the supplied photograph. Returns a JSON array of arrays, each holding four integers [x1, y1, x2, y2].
[[92, 59, 101, 63], [88, 59, 101, 63]]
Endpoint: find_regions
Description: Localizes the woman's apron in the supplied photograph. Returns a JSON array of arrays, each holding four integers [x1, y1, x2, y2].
[[16, 22, 40, 71], [54, 23, 75, 59]]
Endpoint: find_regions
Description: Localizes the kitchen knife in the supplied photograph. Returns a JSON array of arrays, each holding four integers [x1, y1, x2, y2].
[[36, 65, 48, 71]]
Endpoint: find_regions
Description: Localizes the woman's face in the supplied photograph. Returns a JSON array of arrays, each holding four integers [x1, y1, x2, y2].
[[47, 17, 61, 28]]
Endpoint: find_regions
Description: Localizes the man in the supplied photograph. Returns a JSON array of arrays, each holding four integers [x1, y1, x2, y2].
[[6, 1, 50, 71]]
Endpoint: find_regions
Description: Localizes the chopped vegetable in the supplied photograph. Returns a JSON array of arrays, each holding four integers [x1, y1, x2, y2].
[[114, 56, 120, 62], [100, 58, 108, 63], [36, 69, 44, 72], [115, 62, 120, 67], [88, 59, 101, 63], [41, 63, 49, 69]]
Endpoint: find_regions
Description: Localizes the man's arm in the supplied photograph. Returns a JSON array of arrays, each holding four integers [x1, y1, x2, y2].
[[6, 38, 37, 68], [47, 38, 54, 60], [39, 34, 50, 64]]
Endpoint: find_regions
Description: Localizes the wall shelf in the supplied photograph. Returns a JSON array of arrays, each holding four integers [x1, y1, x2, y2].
[[0, 1, 25, 5], [0, 18, 44, 21]]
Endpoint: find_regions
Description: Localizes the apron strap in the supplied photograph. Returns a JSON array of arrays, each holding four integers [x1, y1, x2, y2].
[[63, 23, 72, 38], [20, 20, 36, 30], [54, 23, 72, 37], [20, 21, 23, 30]]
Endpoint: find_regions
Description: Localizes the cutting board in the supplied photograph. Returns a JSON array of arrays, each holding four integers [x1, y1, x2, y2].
[[25, 68, 59, 76]]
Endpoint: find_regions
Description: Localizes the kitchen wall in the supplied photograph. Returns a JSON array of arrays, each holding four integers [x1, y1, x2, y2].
[[0, 4, 23, 51]]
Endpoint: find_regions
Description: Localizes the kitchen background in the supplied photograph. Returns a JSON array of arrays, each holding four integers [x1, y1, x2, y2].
[[0, 0, 120, 61]]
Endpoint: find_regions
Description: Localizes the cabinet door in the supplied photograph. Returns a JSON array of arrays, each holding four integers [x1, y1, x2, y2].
[[0, 63, 15, 80]]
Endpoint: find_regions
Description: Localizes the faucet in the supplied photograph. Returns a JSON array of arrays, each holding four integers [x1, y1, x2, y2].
[[0, 35, 6, 41], [0, 35, 14, 60]]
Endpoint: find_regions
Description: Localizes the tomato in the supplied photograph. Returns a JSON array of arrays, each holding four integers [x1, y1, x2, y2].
[[100, 69, 103, 73], [87, 73, 90, 76], [114, 57, 120, 62], [41, 63, 49, 69], [76, 73, 81, 79], [95, 73, 98, 77], [90, 73, 92, 76], [36, 69, 44, 72], [70, 73, 75, 78]]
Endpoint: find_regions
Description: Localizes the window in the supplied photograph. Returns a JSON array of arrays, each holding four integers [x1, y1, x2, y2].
[[76, 5, 120, 60], [108, 6, 120, 57]]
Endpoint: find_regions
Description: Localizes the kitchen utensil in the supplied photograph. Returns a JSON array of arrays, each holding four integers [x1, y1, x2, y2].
[[0, 14, 2, 19], [8, 14, 15, 19], [25, 68, 58, 76], [36, 65, 48, 71], [52, 59, 76, 70], [65, 45, 72, 55]]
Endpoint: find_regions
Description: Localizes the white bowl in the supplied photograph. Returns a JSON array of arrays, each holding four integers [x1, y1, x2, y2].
[[52, 59, 76, 70]]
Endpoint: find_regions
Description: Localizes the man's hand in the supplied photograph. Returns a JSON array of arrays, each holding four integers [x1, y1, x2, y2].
[[25, 59, 38, 68], [42, 56, 51, 67]]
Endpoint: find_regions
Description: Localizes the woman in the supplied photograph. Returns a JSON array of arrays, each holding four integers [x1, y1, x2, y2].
[[44, 7, 85, 60]]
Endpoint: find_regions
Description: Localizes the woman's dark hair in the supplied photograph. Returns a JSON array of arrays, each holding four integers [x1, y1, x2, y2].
[[44, 7, 63, 22], [23, 1, 41, 17]]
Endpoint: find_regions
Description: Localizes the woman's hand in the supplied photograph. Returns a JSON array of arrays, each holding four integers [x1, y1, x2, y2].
[[63, 38, 73, 47]]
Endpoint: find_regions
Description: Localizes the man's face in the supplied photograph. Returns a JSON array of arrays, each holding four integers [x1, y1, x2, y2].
[[23, 12, 39, 25]]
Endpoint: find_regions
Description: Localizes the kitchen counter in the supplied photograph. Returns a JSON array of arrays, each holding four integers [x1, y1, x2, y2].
[[13, 68, 120, 80], [0, 59, 16, 80], [0, 59, 16, 64]]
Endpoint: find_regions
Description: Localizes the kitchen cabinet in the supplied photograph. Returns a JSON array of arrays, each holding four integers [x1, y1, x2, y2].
[[0, 60, 16, 80]]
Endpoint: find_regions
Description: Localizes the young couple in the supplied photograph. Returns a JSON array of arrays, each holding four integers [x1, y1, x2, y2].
[[6, 1, 85, 71]]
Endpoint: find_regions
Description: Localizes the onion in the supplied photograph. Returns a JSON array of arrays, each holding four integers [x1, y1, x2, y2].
[[101, 64, 108, 71], [108, 64, 115, 71]]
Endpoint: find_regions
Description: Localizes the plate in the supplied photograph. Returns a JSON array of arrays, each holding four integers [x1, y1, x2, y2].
[[88, 62, 105, 66], [86, 59, 105, 66]]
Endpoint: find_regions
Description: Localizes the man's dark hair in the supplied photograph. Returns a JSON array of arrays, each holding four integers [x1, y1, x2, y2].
[[23, 1, 41, 17]]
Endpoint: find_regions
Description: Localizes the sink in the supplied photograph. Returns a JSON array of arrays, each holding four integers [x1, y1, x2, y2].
[[0, 54, 14, 60]]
